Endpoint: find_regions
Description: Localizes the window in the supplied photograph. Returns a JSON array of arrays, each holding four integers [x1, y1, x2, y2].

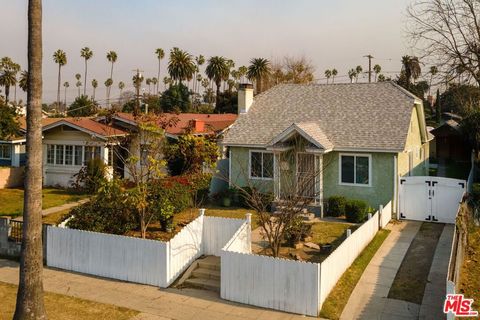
[[250, 151, 273, 179], [340, 154, 371, 186], [65, 145, 73, 165], [74, 146, 83, 166], [0, 144, 11, 160], [55, 145, 64, 165], [47, 145, 55, 164], [84, 146, 102, 164]]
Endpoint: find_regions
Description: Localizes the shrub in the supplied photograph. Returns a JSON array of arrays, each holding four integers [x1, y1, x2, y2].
[[67, 179, 137, 234], [345, 199, 368, 223], [284, 216, 312, 246], [326, 196, 347, 217], [72, 158, 107, 194], [150, 176, 193, 214]]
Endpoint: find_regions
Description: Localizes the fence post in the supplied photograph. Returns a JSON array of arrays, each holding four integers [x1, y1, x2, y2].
[[199, 208, 205, 216], [246, 213, 252, 253], [0, 217, 9, 248], [368, 213, 372, 220], [379, 205, 384, 229], [346, 229, 352, 238]]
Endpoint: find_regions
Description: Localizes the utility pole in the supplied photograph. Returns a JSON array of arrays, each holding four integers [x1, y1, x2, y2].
[[364, 54, 374, 83]]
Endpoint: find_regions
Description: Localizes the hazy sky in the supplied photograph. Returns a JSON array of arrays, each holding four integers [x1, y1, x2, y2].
[[2, 0, 414, 104]]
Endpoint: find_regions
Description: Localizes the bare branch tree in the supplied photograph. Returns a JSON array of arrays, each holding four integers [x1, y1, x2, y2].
[[407, 0, 480, 86]]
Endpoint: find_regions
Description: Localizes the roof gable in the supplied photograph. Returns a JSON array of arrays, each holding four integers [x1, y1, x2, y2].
[[267, 122, 334, 151]]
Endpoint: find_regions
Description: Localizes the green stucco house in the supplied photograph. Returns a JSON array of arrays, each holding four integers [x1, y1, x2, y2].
[[222, 82, 432, 216]]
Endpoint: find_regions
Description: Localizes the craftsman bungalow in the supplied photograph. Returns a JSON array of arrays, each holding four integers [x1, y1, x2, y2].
[[223, 82, 432, 216]]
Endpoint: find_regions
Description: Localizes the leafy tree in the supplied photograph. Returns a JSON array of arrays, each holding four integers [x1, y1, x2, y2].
[[461, 110, 480, 156], [0, 97, 20, 139], [159, 83, 191, 112], [269, 56, 314, 86], [164, 133, 220, 175], [378, 74, 386, 82], [247, 57, 271, 93], [215, 90, 238, 114], [68, 95, 97, 116], [80, 47, 93, 95], [439, 84, 480, 116], [348, 69, 356, 83], [155, 48, 165, 93], [206, 56, 229, 110], [167, 47, 195, 84], [53, 49, 67, 108], [13, 0, 47, 317]]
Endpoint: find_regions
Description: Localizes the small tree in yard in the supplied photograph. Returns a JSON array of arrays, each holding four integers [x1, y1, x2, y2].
[[228, 136, 331, 257]]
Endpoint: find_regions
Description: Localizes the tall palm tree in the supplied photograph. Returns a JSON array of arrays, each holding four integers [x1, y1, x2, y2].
[[63, 81, 69, 106], [76, 80, 82, 97], [238, 66, 247, 83], [118, 81, 125, 98], [324, 69, 332, 84], [0, 58, 20, 102], [53, 49, 67, 108], [206, 56, 229, 109], [163, 76, 170, 90], [106, 51, 117, 103], [373, 64, 382, 82], [348, 69, 357, 83], [19, 70, 28, 92], [155, 48, 165, 93], [80, 47, 93, 95], [247, 58, 271, 93], [401, 55, 421, 88], [167, 47, 195, 85], [331, 69, 338, 83], [104, 78, 113, 108], [193, 55, 205, 95], [13, 0, 47, 318], [355, 65, 363, 82], [151, 77, 158, 94], [91, 79, 98, 99]]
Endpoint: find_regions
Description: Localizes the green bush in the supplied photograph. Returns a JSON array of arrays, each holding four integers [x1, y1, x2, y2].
[[72, 158, 107, 194], [284, 216, 312, 246], [345, 199, 368, 223], [67, 179, 137, 234], [326, 196, 347, 217]]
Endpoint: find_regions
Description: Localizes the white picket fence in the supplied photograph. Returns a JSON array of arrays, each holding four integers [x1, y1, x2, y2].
[[380, 201, 392, 229], [221, 205, 391, 316], [47, 210, 247, 288]]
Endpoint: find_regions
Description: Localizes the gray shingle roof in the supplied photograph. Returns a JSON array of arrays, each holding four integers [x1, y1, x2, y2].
[[223, 82, 421, 151]]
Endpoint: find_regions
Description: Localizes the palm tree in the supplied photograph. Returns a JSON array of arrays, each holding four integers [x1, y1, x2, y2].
[[53, 49, 67, 108], [13, 0, 47, 318], [118, 81, 125, 97], [63, 81, 69, 106], [76, 80, 82, 97], [429, 66, 438, 95], [0, 58, 20, 102], [80, 47, 93, 95], [193, 55, 205, 95], [151, 77, 158, 94], [104, 78, 113, 108], [106, 51, 117, 103], [155, 48, 165, 93], [324, 69, 332, 84], [206, 56, 229, 109], [373, 64, 381, 82], [145, 78, 152, 94], [91, 79, 98, 99], [348, 69, 357, 83], [331, 69, 338, 83], [378, 74, 386, 82], [355, 65, 363, 82], [401, 55, 421, 88], [163, 76, 170, 90], [238, 66, 247, 83], [247, 58, 271, 94], [19, 70, 28, 92], [167, 47, 195, 85]]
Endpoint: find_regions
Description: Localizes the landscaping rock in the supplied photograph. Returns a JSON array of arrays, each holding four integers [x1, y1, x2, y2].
[[294, 243, 304, 249], [304, 242, 320, 250]]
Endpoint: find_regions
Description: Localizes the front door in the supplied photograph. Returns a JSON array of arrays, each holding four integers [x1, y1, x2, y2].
[[296, 153, 316, 199]]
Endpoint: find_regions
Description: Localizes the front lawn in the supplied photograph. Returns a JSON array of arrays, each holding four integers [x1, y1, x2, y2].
[[0, 281, 138, 320], [0, 188, 87, 217], [42, 209, 72, 225]]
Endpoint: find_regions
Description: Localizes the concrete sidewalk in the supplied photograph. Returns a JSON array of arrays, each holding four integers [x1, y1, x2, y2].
[[0, 259, 309, 320]]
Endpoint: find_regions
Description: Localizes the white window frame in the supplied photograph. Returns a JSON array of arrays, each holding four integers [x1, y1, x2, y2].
[[338, 153, 372, 187], [249, 150, 274, 180], [0, 144, 12, 160]]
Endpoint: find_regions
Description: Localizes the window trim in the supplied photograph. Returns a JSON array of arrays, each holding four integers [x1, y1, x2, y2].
[[248, 150, 274, 181], [0, 144, 12, 160], [338, 153, 372, 187]]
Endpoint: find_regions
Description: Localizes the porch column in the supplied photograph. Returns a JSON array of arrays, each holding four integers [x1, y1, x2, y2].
[[274, 152, 281, 200], [11, 144, 21, 167]]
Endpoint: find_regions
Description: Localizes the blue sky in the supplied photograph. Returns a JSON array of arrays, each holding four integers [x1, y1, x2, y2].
[[2, 0, 414, 104]]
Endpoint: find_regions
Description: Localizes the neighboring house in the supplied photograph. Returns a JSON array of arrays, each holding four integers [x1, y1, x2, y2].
[[38, 117, 127, 187], [223, 82, 432, 216], [431, 119, 470, 163], [0, 135, 26, 168]]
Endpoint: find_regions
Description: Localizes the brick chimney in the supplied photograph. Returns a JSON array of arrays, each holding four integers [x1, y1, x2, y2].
[[191, 119, 205, 133], [238, 83, 254, 114]]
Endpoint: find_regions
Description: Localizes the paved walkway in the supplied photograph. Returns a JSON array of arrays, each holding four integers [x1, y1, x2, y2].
[[0, 259, 309, 320], [12, 199, 89, 222], [341, 221, 453, 320]]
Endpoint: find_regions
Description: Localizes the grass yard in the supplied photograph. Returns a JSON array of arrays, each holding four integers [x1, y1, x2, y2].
[[320, 229, 391, 319], [204, 205, 259, 229], [0, 281, 138, 320], [459, 213, 480, 312], [0, 188, 87, 217], [42, 209, 72, 225], [311, 221, 357, 246]]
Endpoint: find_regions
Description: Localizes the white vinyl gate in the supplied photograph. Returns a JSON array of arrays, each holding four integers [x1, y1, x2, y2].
[[398, 176, 466, 224]]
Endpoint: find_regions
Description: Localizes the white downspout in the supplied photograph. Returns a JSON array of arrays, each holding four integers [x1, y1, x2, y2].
[[394, 155, 398, 219]]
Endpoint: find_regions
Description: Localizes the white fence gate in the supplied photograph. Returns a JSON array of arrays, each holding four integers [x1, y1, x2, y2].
[[399, 176, 465, 224]]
